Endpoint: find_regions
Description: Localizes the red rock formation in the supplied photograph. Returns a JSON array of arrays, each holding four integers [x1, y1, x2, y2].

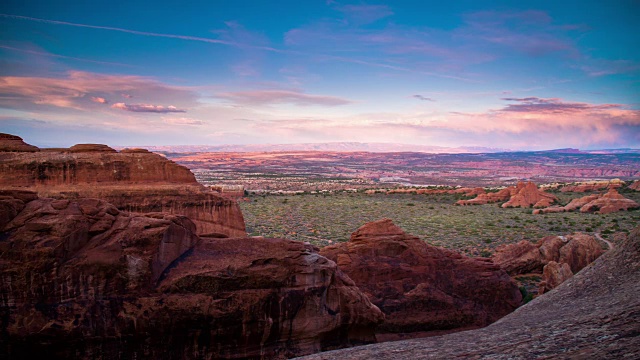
[[319, 219, 522, 338], [579, 188, 639, 214], [492, 233, 603, 276], [536, 188, 638, 215], [455, 187, 512, 205], [630, 180, 640, 191], [0, 134, 246, 237], [560, 179, 623, 192], [491, 240, 545, 275], [456, 182, 557, 208], [538, 261, 573, 294], [501, 181, 558, 208], [1, 192, 383, 359], [0, 145, 196, 186], [0, 133, 39, 152]]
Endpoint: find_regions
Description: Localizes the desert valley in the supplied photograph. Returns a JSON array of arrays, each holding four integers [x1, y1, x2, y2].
[[1, 132, 639, 359], [2, 1, 639, 358]]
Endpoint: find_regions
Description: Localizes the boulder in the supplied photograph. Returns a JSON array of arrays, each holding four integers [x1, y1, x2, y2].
[[538, 261, 573, 294], [1, 193, 383, 359], [492, 233, 603, 276], [320, 219, 522, 338], [455, 187, 511, 205]]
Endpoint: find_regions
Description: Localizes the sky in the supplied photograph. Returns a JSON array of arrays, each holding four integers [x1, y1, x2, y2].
[[0, 0, 639, 150]]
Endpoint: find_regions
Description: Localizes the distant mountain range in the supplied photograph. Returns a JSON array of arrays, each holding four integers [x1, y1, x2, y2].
[[119, 142, 640, 155], [122, 142, 508, 153]]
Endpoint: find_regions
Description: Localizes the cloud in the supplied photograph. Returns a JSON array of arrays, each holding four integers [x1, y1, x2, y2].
[[111, 103, 186, 113], [458, 10, 577, 57], [336, 4, 394, 24], [162, 117, 203, 125], [413, 95, 435, 102], [91, 96, 108, 104], [499, 97, 621, 113], [0, 70, 198, 112], [216, 89, 353, 106]]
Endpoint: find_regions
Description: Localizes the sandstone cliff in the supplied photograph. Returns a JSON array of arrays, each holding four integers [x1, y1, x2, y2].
[[0, 191, 383, 359], [0, 134, 246, 237], [298, 226, 640, 360], [319, 219, 522, 339]]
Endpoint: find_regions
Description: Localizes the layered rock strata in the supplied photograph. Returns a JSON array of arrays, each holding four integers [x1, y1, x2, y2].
[[0, 191, 383, 359], [0, 134, 246, 237]]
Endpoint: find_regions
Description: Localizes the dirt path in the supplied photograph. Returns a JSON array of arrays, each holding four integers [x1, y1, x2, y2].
[[595, 233, 614, 250]]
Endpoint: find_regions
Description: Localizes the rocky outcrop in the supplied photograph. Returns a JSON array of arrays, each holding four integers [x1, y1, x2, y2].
[[455, 187, 511, 205], [0, 192, 384, 359], [319, 219, 522, 338], [0, 133, 39, 152], [68, 143, 118, 153], [385, 187, 485, 196], [455, 181, 557, 208], [535, 188, 638, 214], [0, 134, 246, 237], [0, 144, 196, 186], [501, 181, 558, 208], [579, 188, 639, 214], [560, 179, 623, 192], [630, 180, 640, 191], [538, 261, 573, 294], [298, 229, 640, 360], [492, 233, 603, 276]]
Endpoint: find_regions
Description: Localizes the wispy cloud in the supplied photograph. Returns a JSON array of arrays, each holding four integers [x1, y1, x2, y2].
[[162, 117, 203, 125], [0, 44, 134, 67], [413, 95, 435, 101], [0, 70, 198, 112], [90, 96, 108, 104], [337, 4, 393, 24], [216, 89, 353, 106], [111, 103, 186, 113]]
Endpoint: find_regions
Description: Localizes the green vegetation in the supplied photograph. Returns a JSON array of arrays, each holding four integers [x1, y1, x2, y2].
[[240, 191, 640, 257]]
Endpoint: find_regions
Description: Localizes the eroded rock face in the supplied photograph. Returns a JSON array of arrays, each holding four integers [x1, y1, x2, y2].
[[319, 219, 522, 338], [0, 134, 246, 237], [456, 182, 557, 208], [299, 228, 640, 360], [492, 233, 603, 276], [0, 193, 383, 359], [0, 133, 39, 152], [501, 181, 558, 208], [630, 180, 640, 191], [0, 145, 196, 186], [534, 188, 639, 214]]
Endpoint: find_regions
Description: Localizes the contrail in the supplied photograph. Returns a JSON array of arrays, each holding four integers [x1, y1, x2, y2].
[[0, 13, 471, 81], [0, 13, 284, 53]]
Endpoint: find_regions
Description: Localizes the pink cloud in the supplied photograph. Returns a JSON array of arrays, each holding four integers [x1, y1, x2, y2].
[[162, 117, 203, 125], [216, 89, 353, 106], [111, 103, 186, 113], [0, 71, 198, 112], [91, 96, 108, 104], [337, 4, 394, 24]]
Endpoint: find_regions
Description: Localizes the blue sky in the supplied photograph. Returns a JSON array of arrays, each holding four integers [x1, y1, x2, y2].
[[0, 0, 639, 149]]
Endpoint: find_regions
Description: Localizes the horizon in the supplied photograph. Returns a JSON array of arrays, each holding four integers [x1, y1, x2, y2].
[[1, 1, 639, 150]]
